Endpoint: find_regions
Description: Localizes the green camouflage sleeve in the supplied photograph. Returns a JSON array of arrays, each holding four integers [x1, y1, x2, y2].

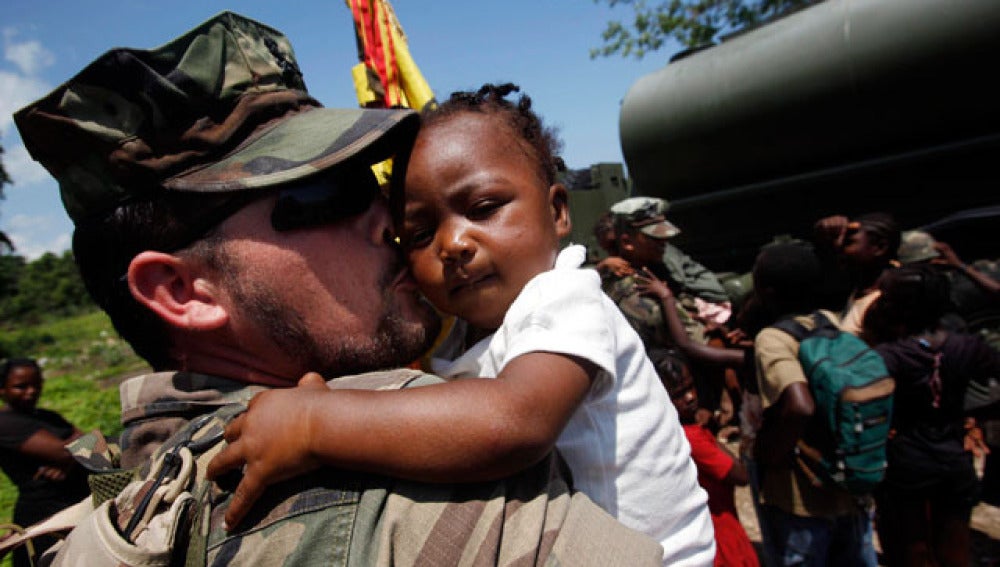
[[603, 273, 708, 347]]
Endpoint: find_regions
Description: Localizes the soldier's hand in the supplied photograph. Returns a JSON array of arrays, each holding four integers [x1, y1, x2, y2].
[[207, 372, 330, 530]]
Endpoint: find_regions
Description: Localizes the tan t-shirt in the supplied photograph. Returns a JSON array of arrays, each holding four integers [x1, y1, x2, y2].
[[839, 289, 881, 337], [754, 310, 864, 517]]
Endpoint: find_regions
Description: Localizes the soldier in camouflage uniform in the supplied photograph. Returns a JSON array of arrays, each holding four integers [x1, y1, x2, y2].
[[11, 12, 662, 566], [600, 197, 748, 421], [601, 197, 710, 349]]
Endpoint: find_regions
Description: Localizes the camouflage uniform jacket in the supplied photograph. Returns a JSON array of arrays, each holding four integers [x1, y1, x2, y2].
[[662, 245, 729, 304], [602, 268, 708, 350], [61, 370, 663, 566]]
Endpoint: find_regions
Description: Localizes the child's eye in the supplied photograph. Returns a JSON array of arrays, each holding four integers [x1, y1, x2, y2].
[[402, 226, 433, 249], [467, 199, 503, 220]]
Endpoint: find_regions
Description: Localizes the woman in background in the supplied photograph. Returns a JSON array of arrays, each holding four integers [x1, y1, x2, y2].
[[0, 358, 89, 566], [863, 266, 999, 567]]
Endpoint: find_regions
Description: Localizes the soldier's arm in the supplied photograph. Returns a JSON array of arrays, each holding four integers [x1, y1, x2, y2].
[[209, 353, 595, 529]]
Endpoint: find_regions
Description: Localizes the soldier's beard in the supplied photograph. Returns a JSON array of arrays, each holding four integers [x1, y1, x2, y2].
[[224, 268, 440, 379]]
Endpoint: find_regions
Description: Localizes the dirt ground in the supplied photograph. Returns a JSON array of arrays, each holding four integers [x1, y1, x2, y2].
[[729, 445, 1000, 566]]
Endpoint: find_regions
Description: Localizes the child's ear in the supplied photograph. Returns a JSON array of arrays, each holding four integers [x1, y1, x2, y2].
[[128, 251, 228, 331], [548, 183, 572, 238]]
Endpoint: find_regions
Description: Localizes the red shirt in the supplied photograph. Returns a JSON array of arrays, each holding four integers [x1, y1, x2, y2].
[[683, 423, 760, 567]]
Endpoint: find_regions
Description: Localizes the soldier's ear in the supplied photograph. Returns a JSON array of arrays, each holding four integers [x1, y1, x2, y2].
[[128, 251, 228, 331]]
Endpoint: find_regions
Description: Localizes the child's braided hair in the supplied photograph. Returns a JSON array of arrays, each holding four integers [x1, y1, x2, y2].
[[423, 83, 563, 186]]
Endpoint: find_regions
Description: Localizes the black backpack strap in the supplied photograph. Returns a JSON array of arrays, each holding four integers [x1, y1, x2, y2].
[[808, 310, 841, 337], [771, 316, 810, 342]]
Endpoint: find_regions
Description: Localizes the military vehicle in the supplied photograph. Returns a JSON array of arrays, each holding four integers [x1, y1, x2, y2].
[[560, 162, 631, 261], [593, 0, 1000, 274]]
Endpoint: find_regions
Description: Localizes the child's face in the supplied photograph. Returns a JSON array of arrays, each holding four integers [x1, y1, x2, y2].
[[1, 365, 42, 412], [400, 113, 570, 330], [667, 368, 698, 423]]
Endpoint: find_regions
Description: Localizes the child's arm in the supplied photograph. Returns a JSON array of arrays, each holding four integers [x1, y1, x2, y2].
[[634, 267, 746, 368], [208, 353, 595, 529], [718, 441, 749, 486], [687, 427, 749, 488]]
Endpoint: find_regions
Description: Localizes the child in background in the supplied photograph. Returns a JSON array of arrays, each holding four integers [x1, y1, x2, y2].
[[209, 83, 714, 566], [649, 348, 760, 567]]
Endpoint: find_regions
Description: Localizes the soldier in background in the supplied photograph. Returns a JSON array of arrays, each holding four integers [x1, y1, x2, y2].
[[600, 197, 742, 427], [11, 12, 662, 565]]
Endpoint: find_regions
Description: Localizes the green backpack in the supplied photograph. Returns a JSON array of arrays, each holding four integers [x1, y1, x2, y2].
[[773, 311, 895, 495]]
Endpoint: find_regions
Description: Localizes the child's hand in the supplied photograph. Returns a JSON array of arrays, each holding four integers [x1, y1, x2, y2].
[[597, 256, 634, 277], [634, 267, 673, 302], [207, 372, 330, 530]]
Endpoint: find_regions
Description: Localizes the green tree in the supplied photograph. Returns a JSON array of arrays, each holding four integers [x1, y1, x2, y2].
[[0, 251, 93, 325], [592, 0, 817, 59], [1, 141, 13, 252]]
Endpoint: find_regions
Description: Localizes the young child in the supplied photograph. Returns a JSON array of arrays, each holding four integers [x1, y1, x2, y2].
[[649, 348, 760, 567], [209, 84, 714, 565]]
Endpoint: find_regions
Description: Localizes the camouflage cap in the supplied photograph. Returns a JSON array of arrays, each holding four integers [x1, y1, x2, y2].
[[609, 196, 680, 239], [13, 11, 418, 225], [897, 230, 941, 264]]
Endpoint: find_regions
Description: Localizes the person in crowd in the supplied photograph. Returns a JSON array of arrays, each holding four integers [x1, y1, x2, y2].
[[607, 197, 730, 304], [751, 242, 879, 567], [631, 265, 749, 432], [933, 239, 1000, 301], [650, 348, 760, 567], [210, 83, 714, 566], [11, 12, 663, 565], [600, 198, 738, 427], [897, 229, 1000, 309], [813, 212, 901, 335], [895, 229, 1000, 505], [0, 358, 90, 566], [861, 264, 999, 567]]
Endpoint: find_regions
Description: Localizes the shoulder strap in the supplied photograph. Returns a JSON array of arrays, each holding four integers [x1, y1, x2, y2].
[[808, 310, 842, 336], [771, 316, 810, 342]]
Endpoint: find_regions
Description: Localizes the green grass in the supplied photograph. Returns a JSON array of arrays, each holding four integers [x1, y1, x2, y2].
[[1, 310, 150, 563]]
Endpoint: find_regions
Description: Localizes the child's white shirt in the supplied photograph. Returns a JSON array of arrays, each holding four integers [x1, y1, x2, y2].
[[430, 244, 715, 566]]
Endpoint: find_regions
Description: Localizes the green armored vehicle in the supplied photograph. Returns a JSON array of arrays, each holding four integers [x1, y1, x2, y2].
[[560, 0, 999, 328], [615, 0, 1000, 273]]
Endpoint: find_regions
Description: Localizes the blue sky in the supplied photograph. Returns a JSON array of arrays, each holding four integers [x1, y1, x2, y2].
[[0, 1, 675, 259]]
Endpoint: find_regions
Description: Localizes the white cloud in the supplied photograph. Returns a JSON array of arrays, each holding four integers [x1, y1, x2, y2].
[[0, 70, 50, 135], [4, 38, 54, 76], [3, 143, 51, 186], [3, 28, 55, 75], [3, 213, 72, 260]]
